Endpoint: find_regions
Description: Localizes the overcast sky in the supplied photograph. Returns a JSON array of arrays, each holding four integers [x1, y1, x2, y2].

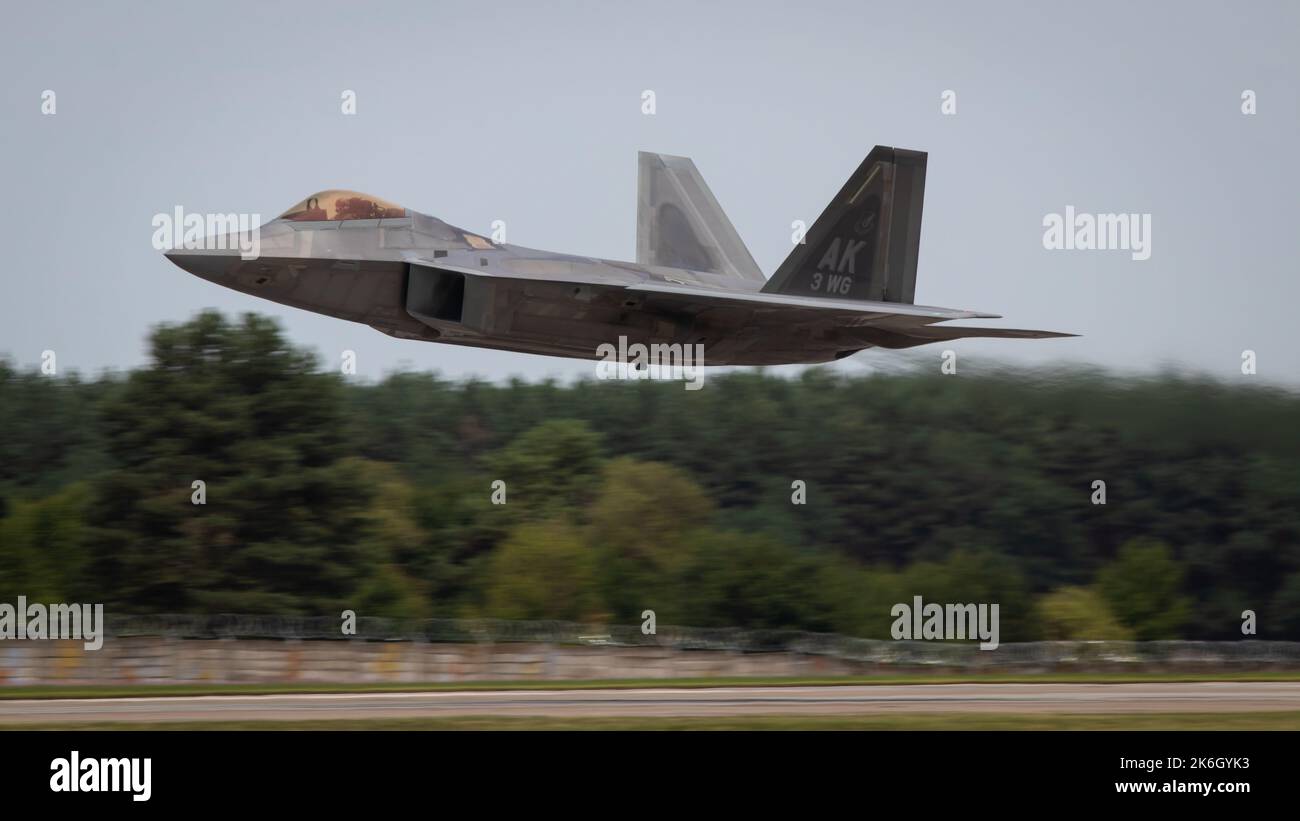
[[3, 0, 1297, 384]]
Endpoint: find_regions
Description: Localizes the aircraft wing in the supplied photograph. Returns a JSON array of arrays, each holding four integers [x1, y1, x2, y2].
[[409, 260, 1074, 348], [628, 281, 1000, 320]]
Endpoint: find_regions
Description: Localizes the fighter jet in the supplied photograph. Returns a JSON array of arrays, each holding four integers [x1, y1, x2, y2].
[[165, 146, 1071, 365]]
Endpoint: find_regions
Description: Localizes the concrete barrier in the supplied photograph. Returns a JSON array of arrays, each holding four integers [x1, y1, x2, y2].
[[0, 638, 861, 686], [4, 631, 1298, 687]]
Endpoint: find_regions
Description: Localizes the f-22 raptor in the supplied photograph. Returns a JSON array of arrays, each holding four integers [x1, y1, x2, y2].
[[165, 146, 1071, 365]]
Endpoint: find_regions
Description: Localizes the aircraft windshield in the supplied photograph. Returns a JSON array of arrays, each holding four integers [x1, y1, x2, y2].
[[279, 190, 407, 221]]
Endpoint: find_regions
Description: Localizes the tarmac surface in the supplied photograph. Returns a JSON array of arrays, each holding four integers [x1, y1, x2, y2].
[[3, 682, 1300, 723]]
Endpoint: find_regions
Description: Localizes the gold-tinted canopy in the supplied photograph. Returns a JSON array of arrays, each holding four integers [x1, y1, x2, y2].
[[278, 190, 406, 222]]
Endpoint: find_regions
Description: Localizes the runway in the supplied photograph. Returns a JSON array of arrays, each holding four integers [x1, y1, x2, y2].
[[3, 682, 1300, 724]]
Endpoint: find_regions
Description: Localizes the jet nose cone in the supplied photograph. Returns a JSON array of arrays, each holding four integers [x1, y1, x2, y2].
[[163, 248, 242, 283]]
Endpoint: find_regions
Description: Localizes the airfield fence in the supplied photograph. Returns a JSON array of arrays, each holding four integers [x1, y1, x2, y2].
[[3, 615, 1297, 686], [104, 614, 1300, 667]]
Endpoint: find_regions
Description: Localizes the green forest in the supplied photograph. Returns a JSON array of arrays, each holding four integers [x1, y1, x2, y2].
[[2, 310, 1298, 641]]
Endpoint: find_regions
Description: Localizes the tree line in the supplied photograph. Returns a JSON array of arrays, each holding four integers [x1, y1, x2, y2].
[[2, 310, 1298, 640]]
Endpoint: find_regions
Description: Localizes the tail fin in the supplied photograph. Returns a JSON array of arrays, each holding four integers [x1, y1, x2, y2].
[[637, 151, 765, 284], [762, 146, 926, 303]]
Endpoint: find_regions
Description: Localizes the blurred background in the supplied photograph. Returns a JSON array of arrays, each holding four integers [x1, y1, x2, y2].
[[3, 309, 1298, 647], [2, 1, 1298, 690]]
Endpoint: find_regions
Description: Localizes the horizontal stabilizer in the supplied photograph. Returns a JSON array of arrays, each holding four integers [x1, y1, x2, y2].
[[900, 326, 1077, 341], [848, 324, 1077, 350]]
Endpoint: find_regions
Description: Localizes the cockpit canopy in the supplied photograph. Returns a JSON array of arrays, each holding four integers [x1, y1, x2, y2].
[[278, 190, 407, 222]]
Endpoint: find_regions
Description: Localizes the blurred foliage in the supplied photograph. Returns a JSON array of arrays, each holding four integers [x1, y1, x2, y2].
[[484, 519, 602, 621], [1, 311, 1298, 638], [0, 483, 90, 603], [1037, 586, 1135, 641], [74, 312, 370, 614], [1097, 539, 1193, 641]]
